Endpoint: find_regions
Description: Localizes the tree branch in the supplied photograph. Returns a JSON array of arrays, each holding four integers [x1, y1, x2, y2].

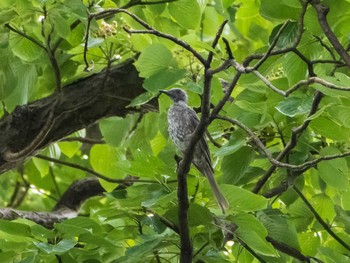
[[36, 154, 165, 184], [294, 186, 350, 252], [0, 60, 155, 174], [310, 0, 350, 68]]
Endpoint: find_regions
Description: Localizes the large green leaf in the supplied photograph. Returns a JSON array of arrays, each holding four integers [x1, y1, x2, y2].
[[318, 146, 349, 191], [260, 0, 300, 20], [275, 95, 312, 117], [134, 44, 177, 78], [312, 193, 336, 222], [34, 239, 76, 255], [269, 21, 298, 49], [99, 116, 136, 147], [188, 203, 213, 226], [233, 213, 279, 257], [168, 0, 201, 29], [221, 146, 255, 185], [221, 185, 268, 212], [9, 33, 43, 62], [55, 217, 103, 237], [257, 209, 300, 250], [282, 52, 308, 85], [90, 144, 127, 191], [310, 116, 350, 141], [143, 69, 186, 92], [289, 198, 314, 232], [298, 231, 320, 256], [0, 220, 31, 237]]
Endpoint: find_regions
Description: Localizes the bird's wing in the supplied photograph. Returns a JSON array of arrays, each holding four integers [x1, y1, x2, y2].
[[186, 107, 213, 168]]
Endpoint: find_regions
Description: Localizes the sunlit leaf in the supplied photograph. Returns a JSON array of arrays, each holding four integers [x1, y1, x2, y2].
[[168, 0, 201, 29]]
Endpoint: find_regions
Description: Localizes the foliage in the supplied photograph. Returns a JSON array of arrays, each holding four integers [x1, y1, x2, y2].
[[0, 0, 350, 262]]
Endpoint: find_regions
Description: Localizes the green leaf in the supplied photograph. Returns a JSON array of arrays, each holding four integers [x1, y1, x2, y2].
[[188, 204, 213, 226], [289, 198, 314, 231], [55, 217, 103, 237], [143, 69, 186, 93], [318, 146, 349, 191], [257, 209, 300, 250], [58, 141, 81, 158], [63, 0, 87, 20], [222, 185, 268, 212], [260, 0, 300, 20], [233, 213, 278, 257], [134, 44, 177, 78], [221, 146, 255, 185], [327, 105, 350, 128], [168, 0, 201, 29], [9, 33, 43, 62], [0, 8, 17, 24], [312, 193, 336, 222], [128, 92, 155, 107], [282, 52, 308, 85], [298, 231, 320, 256], [0, 220, 32, 237], [51, 9, 71, 38], [125, 236, 165, 259], [99, 116, 136, 147], [34, 239, 76, 255], [90, 144, 127, 191], [33, 157, 50, 177], [269, 21, 298, 49], [310, 116, 350, 141], [275, 95, 312, 117]]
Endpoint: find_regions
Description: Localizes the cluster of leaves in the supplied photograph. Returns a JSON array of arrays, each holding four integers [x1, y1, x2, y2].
[[1, 0, 350, 262]]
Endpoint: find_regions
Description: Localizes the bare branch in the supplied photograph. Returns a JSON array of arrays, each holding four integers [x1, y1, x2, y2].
[[251, 20, 291, 71], [36, 154, 167, 184], [60, 137, 105, 144], [207, 20, 228, 64], [310, 0, 350, 68]]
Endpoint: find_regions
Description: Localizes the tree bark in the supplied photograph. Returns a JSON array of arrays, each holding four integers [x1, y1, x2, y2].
[[0, 59, 156, 174]]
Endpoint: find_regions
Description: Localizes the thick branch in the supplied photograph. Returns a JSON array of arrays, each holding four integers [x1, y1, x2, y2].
[[0, 59, 156, 174]]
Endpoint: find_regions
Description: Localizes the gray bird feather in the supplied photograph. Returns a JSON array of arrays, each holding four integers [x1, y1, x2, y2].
[[160, 88, 229, 213]]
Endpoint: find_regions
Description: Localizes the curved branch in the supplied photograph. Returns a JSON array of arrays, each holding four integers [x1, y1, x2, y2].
[[3, 106, 56, 162], [294, 186, 350, 252], [310, 0, 350, 68], [36, 154, 166, 184]]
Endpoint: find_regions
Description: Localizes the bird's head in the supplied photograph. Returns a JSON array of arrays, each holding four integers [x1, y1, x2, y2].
[[159, 88, 188, 104]]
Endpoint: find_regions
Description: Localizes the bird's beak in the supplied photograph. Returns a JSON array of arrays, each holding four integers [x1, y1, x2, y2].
[[159, 90, 172, 98], [159, 90, 169, 95]]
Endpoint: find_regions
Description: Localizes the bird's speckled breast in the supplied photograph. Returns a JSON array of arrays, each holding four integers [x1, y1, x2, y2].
[[167, 102, 193, 152]]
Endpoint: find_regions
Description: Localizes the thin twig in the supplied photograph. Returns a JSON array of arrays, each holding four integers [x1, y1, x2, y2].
[[252, 20, 290, 70], [5, 23, 46, 50], [60, 137, 105, 144], [207, 20, 228, 64], [294, 186, 350, 252], [35, 154, 167, 184]]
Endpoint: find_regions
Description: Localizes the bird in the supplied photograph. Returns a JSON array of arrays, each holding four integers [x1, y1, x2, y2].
[[160, 88, 229, 213]]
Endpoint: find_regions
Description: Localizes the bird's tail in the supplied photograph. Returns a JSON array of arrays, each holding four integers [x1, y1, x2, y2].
[[202, 165, 229, 213]]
